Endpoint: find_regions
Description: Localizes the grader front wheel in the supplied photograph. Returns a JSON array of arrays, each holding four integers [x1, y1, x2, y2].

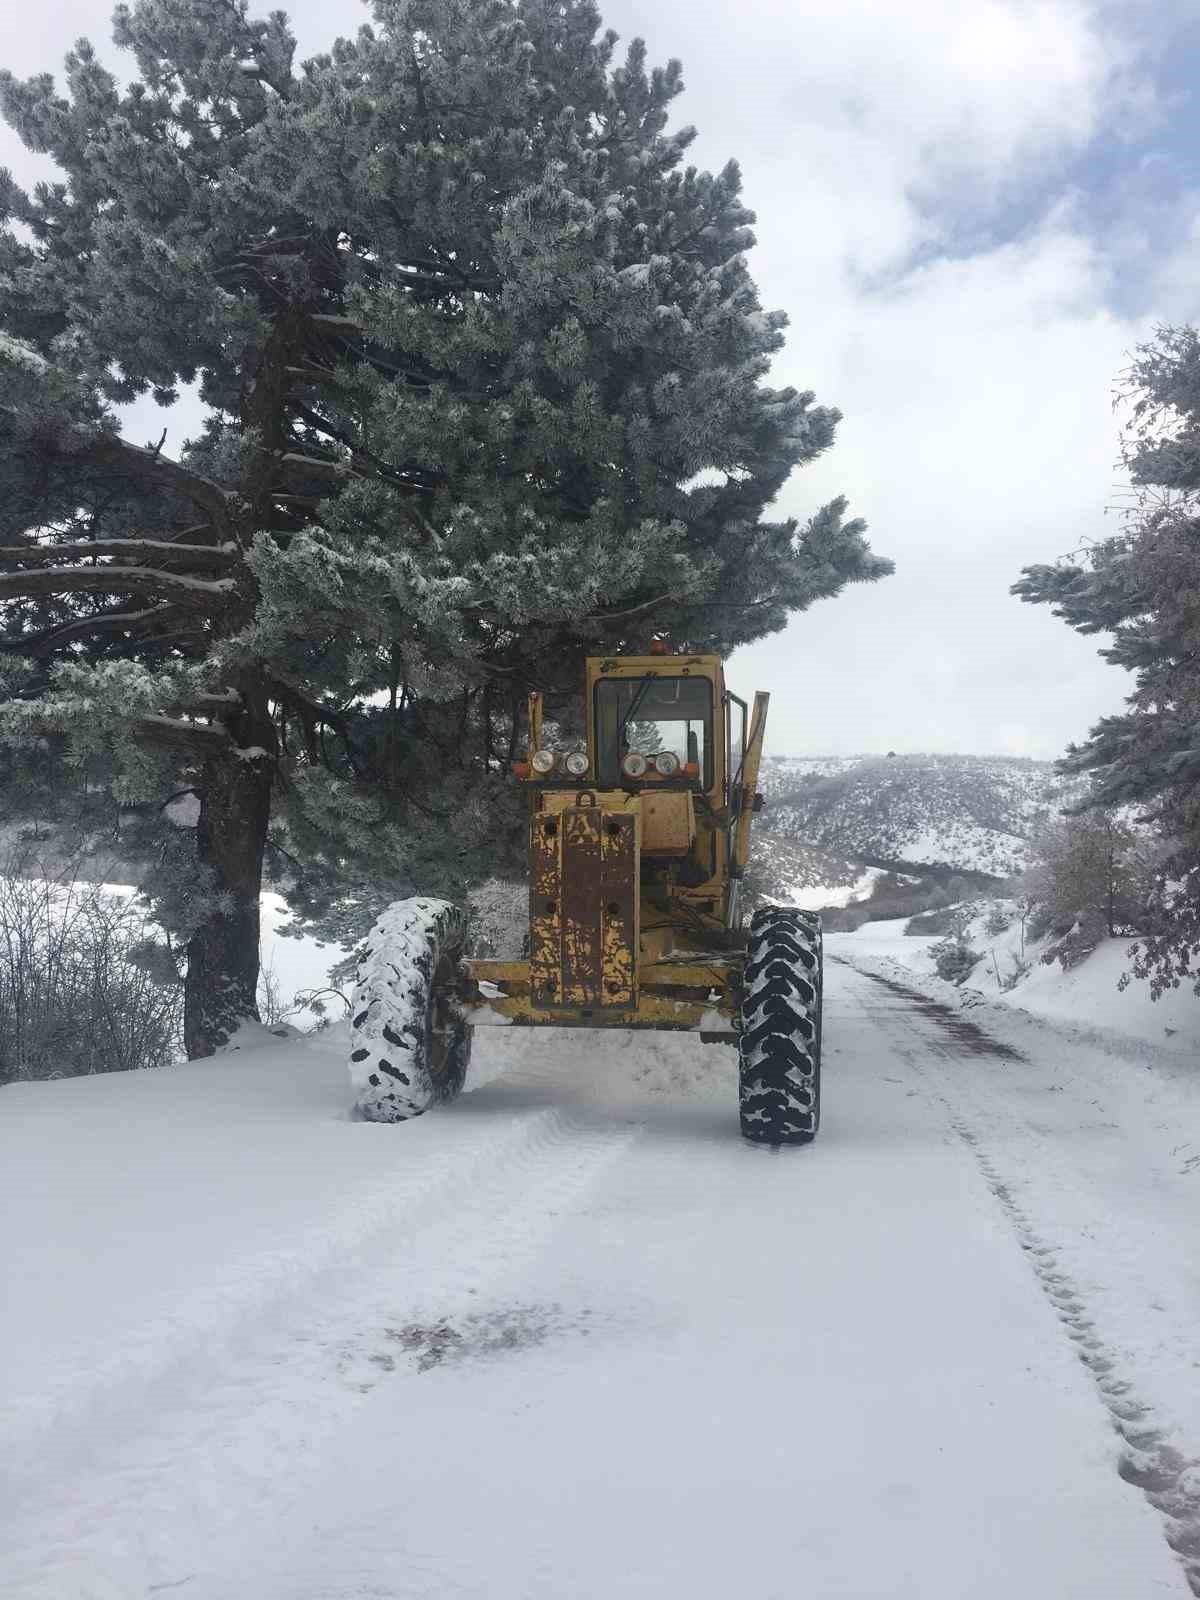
[[738, 906, 823, 1145], [348, 898, 473, 1123]]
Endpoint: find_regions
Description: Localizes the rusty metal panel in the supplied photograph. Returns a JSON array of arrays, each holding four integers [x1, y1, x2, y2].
[[640, 791, 696, 856], [529, 810, 563, 1009], [528, 803, 638, 1012], [598, 809, 638, 1009], [559, 806, 603, 1006]]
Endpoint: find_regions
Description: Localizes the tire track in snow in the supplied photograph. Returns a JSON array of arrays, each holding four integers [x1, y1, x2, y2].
[[3, 1102, 642, 1600], [950, 1119, 1200, 1598], [328, 1100, 643, 1389], [842, 958, 1200, 1597], [5, 1100, 573, 1514]]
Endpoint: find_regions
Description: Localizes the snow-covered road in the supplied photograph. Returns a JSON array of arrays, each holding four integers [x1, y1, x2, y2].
[[3, 957, 1198, 1598]]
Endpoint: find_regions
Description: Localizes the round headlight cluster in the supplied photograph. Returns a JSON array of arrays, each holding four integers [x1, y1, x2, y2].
[[622, 750, 683, 779], [530, 749, 590, 778]]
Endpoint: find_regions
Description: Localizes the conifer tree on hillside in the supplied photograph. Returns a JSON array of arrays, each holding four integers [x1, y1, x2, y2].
[[0, 0, 890, 1056], [1014, 325, 1200, 996]]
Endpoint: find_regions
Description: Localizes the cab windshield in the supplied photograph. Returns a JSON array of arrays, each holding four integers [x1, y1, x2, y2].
[[594, 675, 713, 787]]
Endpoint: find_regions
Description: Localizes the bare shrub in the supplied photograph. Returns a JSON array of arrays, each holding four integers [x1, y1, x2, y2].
[[257, 953, 286, 1028], [0, 856, 182, 1082]]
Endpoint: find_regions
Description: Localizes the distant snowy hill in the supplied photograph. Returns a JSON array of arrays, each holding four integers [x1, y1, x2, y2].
[[758, 753, 1077, 878], [747, 830, 883, 911]]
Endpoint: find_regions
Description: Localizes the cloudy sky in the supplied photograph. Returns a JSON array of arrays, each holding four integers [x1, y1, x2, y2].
[[4, 0, 1200, 757]]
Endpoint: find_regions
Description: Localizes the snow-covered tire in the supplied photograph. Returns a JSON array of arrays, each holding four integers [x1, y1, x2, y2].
[[348, 898, 473, 1123], [738, 905, 822, 1145]]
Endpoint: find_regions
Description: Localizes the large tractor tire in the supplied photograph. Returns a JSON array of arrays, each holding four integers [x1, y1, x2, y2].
[[738, 905, 822, 1145], [348, 898, 473, 1123]]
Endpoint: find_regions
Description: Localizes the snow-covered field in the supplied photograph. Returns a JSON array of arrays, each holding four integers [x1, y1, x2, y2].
[[783, 863, 884, 910], [4, 960, 1200, 1597]]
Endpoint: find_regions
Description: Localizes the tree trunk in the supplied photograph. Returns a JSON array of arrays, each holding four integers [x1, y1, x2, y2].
[[183, 695, 277, 1058], [182, 304, 299, 1058]]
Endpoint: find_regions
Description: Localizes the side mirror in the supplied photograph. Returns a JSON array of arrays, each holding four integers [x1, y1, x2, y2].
[[752, 792, 765, 813]]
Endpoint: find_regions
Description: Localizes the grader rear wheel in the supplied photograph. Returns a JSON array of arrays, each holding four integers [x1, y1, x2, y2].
[[348, 898, 473, 1123], [738, 905, 822, 1145]]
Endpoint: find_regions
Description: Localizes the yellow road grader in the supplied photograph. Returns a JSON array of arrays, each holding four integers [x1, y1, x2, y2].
[[348, 645, 823, 1144]]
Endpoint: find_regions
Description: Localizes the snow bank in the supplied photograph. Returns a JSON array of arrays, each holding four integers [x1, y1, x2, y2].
[[844, 910, 1200, 1061]]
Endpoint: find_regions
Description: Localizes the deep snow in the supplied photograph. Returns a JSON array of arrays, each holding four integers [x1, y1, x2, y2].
[[3, 960, 1199, 1598]]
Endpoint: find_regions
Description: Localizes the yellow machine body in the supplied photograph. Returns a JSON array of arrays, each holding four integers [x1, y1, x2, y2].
[[464, 652, 768, 1032]]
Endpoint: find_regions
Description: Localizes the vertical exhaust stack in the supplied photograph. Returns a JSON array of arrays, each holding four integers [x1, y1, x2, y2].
[[729, 692, 769, 925]]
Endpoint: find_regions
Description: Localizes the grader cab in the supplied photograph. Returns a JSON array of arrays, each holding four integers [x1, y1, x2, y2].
[[348, 645, 823, 1144]]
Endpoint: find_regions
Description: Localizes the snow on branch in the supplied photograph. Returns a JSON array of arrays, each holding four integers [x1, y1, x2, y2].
[[0, 565, 237, 607], [135, 715, 235, 752], [0, 332, 51, 374], [0, 539, 239, 570]]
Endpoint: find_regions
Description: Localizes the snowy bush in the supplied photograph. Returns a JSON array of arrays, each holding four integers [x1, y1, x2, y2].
[[1040, 911, 1106, 973], [984, 905, 1013, 936], [930, 935, 981, 985], [0, 861, 182, 1082]]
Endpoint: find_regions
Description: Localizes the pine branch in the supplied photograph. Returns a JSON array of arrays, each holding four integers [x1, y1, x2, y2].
[[75, 433, 236, 532], [160, 690, 243, 716], [0, 410, 237, 533], [264, 670, 353, 737], [277, 451, 358, 479], [0, 603, 188, 657], [0, 566, 237, 608], [286, 400, 445, 494], [135, 715, 234, 753], [0, 539, 239, 570], [590, 593, 675, 624]]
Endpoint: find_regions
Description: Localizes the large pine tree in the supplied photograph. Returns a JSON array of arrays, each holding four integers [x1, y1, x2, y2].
[[0, 0, 889, 1054], [1014, 325, 1200, 995]]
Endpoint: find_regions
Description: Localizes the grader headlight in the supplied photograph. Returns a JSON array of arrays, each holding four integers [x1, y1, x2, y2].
[[652, 751, 680, 776], [621, 752, 648, 779], [530, 749, 558, 775], [563, 750, 589, 777]]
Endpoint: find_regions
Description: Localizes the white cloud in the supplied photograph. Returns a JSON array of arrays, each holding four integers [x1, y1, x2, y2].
[[592, 0, 1154, 757], [734, 216, 1145, 759], [1143, 198, 1200, 324], [781, 0, 1110, 180]]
